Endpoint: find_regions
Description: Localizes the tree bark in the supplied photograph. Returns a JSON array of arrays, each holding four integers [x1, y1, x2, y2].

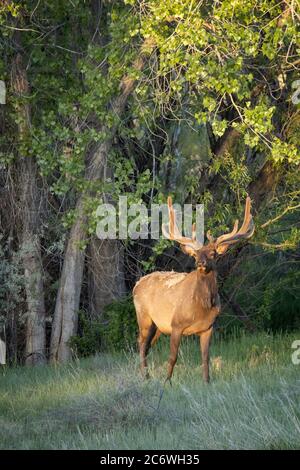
[[88, 238, 126, 318], [248, 160, 280, 210], [50, 38, 155, 362], [11, 53, 46, 365], [50, 198, 86, 362]]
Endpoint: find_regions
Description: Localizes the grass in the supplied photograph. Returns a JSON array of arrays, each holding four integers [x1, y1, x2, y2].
[[0, 331, 300, 450]]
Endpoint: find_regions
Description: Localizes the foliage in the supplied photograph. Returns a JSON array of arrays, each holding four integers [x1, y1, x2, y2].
[[219, 245, 300, 334], [69, 311, 103, 358], [0, 237, 24, 328], [70, 298, 138, 356], [259, 271, 300, 332], [2, 0, 299, 231], [100, 297, 138, 352]]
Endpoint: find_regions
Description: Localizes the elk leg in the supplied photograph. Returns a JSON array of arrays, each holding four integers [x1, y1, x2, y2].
[[167, 328, 183, 381], [151, 329, 161, 346], [138, 332, 148, 377], [139, 322, 157, 378], [200, 326, 214, 383]]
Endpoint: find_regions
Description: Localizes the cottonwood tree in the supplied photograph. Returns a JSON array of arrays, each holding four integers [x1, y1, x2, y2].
[[49, 34, 155, 362], [10, 37, 46, 365]]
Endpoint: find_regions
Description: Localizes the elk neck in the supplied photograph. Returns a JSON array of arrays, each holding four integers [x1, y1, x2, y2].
[[194, 266, 218, 306]]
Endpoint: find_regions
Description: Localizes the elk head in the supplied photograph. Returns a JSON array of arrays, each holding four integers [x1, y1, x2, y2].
[[162, 195, 255, 273]]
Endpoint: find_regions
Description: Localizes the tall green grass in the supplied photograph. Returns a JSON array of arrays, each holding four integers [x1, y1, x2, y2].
[[0, 332, 299, 449]]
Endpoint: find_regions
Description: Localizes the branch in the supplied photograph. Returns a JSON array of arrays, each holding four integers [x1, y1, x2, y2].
[[261, 204, 300, 228], [257, 241, 298, 250], [220, 291, 256, 332]]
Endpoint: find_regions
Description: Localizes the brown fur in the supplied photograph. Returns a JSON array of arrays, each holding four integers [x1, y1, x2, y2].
[[133, 248, 220, 383]]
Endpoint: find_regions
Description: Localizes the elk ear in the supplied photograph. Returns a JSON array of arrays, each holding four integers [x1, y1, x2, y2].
[[181, 244, 197, 257]]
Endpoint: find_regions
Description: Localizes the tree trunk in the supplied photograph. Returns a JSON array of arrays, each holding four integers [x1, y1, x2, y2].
[[22, 233, 46, 364], [87, 166, 127, 318], [11, 53, 46, 365], [50, 142, 108, 362], [50, 38, 154, 362], [88, 238, 126, 318], [248, 160, 280, 210], [50, 199, 86, 362]]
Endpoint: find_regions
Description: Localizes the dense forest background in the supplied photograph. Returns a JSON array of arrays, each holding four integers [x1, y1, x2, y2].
[[0, 0, 299, 365]]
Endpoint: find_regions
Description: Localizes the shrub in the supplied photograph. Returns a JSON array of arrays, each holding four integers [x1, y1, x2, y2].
[[101, 296, 138, 352], [69, 297, 138, 357], [69, 311, 102, 357]]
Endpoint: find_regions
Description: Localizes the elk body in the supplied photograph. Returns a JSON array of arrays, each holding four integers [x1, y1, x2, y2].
[[133, 196, 254, 383]]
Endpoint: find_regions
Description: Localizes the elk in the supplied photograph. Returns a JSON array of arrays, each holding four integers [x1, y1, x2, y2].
[[133, 196, 254, 383]]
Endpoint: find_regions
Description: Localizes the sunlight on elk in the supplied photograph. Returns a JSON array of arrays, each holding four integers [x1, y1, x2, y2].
[[133, 196, 254, 383]]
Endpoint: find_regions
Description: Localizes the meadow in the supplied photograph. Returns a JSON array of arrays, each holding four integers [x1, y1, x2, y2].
[[0, 332, 299, 450]]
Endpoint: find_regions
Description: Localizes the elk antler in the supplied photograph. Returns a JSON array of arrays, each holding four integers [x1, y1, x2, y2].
[[162, 196, 203, 250], [215, 196, 255, 254]]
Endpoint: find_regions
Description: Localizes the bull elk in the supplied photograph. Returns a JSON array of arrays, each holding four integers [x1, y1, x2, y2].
[[133, 196, 254, 383]]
